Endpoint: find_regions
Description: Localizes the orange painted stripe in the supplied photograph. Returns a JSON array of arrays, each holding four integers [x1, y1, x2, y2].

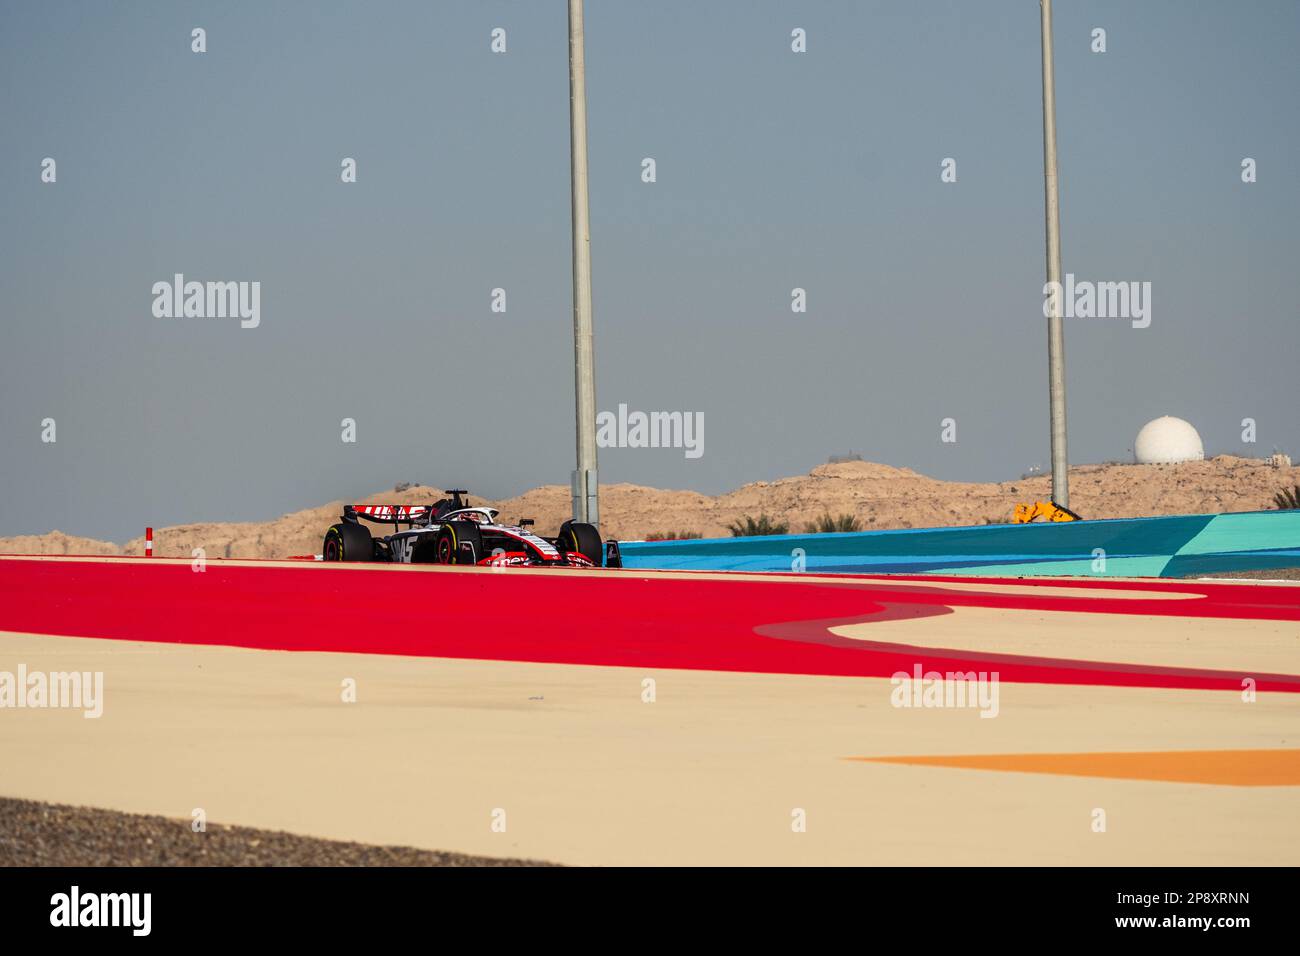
[[848, 749, 1300, 786]]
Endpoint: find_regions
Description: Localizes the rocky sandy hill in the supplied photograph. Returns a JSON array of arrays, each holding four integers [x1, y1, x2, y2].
[[3, 455, 1296, 559]]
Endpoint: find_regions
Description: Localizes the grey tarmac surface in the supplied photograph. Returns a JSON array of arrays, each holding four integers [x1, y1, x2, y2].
[[0, 797, 556, 867]]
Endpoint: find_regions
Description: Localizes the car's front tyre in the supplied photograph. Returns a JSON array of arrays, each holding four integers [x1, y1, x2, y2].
[[557, 520, 603, 566], [435, 521, 483, 565]]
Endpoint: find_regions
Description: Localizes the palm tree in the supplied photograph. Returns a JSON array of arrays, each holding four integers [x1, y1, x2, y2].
[[1274, 485, 1300, 510], [728, 514, 789, 537], [805, 512, 862, 534]]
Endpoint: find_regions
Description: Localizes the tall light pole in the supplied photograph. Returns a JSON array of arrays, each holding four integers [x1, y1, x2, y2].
[[568, 0, 599, 524], [1040, 0, 1069, 507]]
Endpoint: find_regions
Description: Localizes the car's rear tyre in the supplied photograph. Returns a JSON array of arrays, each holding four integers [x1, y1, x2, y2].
[[557, 520, 603, 566], [436, 521, 483, 565], [323, 522, 373, 562]]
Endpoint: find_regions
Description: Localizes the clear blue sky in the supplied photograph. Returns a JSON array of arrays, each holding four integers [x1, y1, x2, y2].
[[2, 1, 1297, 540]]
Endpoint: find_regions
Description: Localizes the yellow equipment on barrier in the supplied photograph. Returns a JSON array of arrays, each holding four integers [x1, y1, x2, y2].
[[1013, 501, 1082, 524]]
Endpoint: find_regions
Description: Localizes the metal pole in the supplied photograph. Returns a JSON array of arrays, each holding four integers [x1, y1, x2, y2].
[[1040, 0, 1069, 508], [568, 0, 599, 524]]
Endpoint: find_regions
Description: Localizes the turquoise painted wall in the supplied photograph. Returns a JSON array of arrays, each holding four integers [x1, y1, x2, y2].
[[616, 511, 1300, 577]]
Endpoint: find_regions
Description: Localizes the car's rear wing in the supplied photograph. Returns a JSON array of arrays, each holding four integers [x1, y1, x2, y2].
[[343, 504, 436, 527]]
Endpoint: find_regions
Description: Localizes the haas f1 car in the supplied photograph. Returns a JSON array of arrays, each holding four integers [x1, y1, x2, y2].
[[322, 490, 621, 568]]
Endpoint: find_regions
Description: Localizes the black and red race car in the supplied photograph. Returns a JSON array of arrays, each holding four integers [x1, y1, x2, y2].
[[322, 489, 618, 568]]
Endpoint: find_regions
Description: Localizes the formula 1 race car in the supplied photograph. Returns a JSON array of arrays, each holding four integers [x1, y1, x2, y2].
[[322, 489, 617, 568]]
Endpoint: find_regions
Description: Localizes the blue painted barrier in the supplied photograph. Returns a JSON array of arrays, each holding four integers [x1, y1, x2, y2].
[[616, 510, 1300, 577]]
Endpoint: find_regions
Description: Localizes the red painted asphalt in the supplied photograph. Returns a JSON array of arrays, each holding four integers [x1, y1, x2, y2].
[[1, 558, 1297, 691]]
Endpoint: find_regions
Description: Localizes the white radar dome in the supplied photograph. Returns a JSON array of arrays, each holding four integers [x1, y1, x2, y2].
[[1134, 416, 1204, 464]]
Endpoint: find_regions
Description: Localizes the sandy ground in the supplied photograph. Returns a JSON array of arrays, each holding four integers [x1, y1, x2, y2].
[[2, 620, 1296, 866], [831, 605, 1300, 673], [3, 454, 1297, 558]]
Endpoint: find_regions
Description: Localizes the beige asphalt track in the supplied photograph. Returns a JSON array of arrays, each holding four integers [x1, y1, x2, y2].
[[1, 564, 1297, 865]]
